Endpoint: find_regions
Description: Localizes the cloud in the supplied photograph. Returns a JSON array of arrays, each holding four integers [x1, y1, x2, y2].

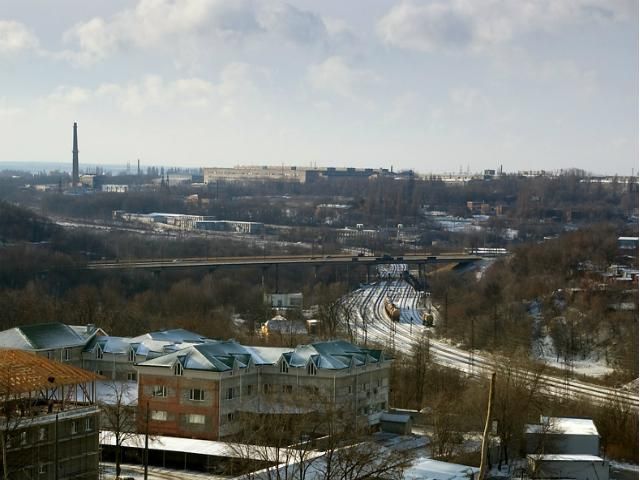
[[308, 56, 378, 101], [41, 62, 269, 116], [0, 20, 39, 56], [60, 0, 346, 66], [259, 3, 327, 45], [47, 86, 92, 105], [61, 0, 261, 66], [377, 0, 635, 52]]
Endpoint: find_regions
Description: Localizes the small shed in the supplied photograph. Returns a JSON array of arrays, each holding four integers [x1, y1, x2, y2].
[[525, 416, 600, 455], [380, 412, 413, 435], [527, 454, 609, 480]]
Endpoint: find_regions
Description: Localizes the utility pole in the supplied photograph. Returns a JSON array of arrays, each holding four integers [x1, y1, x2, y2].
[[479, 372, 496, 480], [144, 401, 149, 480]]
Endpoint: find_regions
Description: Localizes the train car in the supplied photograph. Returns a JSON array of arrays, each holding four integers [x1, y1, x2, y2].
[[384, 298, 401, 322]]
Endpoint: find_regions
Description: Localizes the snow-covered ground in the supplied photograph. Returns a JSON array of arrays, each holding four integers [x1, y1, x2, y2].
[[532, 330, 614, 378]]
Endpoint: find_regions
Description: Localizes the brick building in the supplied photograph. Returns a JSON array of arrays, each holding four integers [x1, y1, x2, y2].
[[135, 340, 390, 440]]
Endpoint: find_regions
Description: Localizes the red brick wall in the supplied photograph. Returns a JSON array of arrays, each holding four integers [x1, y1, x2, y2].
[[138, 374, 220, 440]]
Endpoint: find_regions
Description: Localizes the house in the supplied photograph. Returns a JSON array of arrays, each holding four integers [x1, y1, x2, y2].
[[261, 315, 308, 337], [524, 416, 600, 455], [135, 340, 391, 440], [0, 350, 101, 480]]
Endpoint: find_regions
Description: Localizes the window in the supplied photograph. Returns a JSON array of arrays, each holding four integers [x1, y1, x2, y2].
[[85, 417, 93, 431], [226, 387, 234, 400], [127, 372, 137, 381], [20, 431, 27, 445], [347, 385, 352, 394], [152, 385, 167, 398], [280, 361, 289, 373], [227, 412, 236, 423], [282, 385, 292, 394], [173, 362, 183, 376], [189, 388, 205, 401], [38, 427, 46, 441], [96, 370, 103, 376], [247, 385, 253, 396], [306, 362, 317, 376], [96, 347, 103, 359], [128, 348, 136, 362], [151, 410, 167, 421], [63, 349, 71, 361], [71, 421, 78, 435], [187, 414, 205, 425], [263, 384, 272, 394]]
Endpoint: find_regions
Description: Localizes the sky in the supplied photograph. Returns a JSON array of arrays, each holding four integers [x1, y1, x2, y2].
[[0, 0, 637, 175]]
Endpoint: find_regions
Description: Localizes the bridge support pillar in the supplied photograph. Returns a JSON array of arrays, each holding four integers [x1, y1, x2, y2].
[[274, 263, 279, 293]]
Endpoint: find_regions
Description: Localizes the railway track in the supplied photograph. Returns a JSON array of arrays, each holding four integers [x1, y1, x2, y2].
[[341, 279, 639, 411]]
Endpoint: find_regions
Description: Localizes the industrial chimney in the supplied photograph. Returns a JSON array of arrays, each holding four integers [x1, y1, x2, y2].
[[72, 122, 79, 186]]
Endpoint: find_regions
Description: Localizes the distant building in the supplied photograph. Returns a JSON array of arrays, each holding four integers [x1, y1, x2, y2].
[[261, 314, 307, 337], [135, 340, 390, 440], [196, 220, 264, 234], [203, 166, 398, 185], [265, 292, 303, 309], [101, 184, 129, 193], [0, 349, 101, 480], [618, 236, 639, 251]]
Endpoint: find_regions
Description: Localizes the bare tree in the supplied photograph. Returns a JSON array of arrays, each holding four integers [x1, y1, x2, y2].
[[99, 381, 138, 479]]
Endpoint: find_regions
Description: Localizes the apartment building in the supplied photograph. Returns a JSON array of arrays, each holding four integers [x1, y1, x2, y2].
[[81, 328, 211, 381], [0, 350, 101, 480], [135, 340, 390, 440], [0, 322, 104, 367]]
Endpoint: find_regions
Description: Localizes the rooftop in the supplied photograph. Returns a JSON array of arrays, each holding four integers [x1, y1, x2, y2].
[[525, 417, 599, 436], [0, 349, 101, 395], [0, 322, 98, 350], [528, 454, 605, 462], [137, 339, 386, 373]]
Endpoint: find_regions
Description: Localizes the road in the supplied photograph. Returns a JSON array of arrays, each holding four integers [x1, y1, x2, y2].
[[340, 274, 639, 411], [85, 253, 481, 270]]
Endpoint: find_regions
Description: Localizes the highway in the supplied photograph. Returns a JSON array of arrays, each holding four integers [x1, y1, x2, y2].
[[85, 253, 481, 270], [340, 273, 639, 411]]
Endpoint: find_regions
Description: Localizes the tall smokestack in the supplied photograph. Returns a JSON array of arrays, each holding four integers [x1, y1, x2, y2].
[[72, 122, 79, 185]]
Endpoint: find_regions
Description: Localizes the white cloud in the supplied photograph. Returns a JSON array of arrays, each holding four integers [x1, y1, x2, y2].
[[61, 0, 261, 66], [47, 86, 92, 105], [259, 3, 327, 45], [40, 63, 269, 116], [0, 20, 39, 56], [59, 0, 346, 66], [308, 56, 378, 101], [377, 0, 635, 52]]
